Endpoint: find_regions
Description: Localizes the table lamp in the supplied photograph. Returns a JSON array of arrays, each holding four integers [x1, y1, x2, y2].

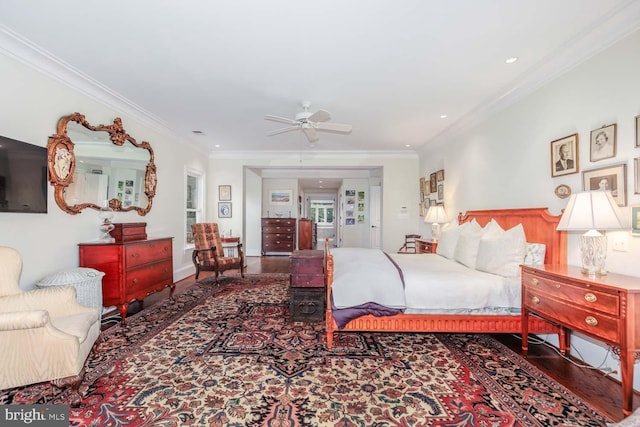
[[556, 191, 626, 276], [424, 205, 448, 241]]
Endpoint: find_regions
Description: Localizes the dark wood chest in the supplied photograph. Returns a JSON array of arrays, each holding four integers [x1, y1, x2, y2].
[[289, 249, 325, 322]]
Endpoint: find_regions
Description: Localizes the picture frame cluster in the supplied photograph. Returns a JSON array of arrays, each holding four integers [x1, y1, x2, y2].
[[420, 169, 444, 216], [550, 115, 640, 208]]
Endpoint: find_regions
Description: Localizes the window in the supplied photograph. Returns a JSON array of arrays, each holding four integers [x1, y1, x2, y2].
[[310, 200, 334, 226], [185, 169, 204, 247]]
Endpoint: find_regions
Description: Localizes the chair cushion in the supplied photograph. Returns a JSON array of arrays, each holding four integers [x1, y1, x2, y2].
[[192, 223, 225, 264], [50, 310, 100, 344]]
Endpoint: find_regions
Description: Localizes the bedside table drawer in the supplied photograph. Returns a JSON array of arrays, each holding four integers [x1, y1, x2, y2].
[[523, 274, 619, 316], [524, 289, 620, 342]]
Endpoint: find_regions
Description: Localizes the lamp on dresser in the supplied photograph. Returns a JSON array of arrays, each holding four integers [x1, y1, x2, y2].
[[424, 205, 448, 241], [556, 190, 626, 276]]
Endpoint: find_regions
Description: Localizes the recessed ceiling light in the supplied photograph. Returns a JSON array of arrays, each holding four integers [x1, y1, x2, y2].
[[440, 115, 447, 119], [214, 144, 220, 148], [505, 57, 518, 64], [405, 144, 411, 148], [318, 180, 323, 183]]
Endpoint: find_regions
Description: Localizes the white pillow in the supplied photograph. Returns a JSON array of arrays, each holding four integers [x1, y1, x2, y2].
[[476, 223, 526, 277], [452, 221, 485, 269], [523, 243, 546, 266], [437, 220, 479, 260]]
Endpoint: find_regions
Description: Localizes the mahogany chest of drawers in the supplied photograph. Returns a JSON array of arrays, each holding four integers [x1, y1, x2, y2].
[[521, 264, 640, 416], [261, 218, 296, 255], [290, 249, 325, 322], [79, 237, 174, 325], [298, 218, 317, 250]]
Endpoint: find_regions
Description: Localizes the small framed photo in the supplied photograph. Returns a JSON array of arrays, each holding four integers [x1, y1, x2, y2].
[[582, 162, 627, 206], [635, 157, 640, 194], [590, 124, 616, 162], [437, 183, 444, 201], [269, 189, 292, 205], [218, 202, 232, 218], [436, 169, 445, 182], [635, 115, 640, 148], [419, 177, 426, 197], [550, 133, 578, 177], [218, 185, 231, 201], [632, 205, 640, 235], [429, 173, 437, 193]]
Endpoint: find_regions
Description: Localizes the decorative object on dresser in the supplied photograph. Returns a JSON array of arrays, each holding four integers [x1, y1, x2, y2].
[[557, 191, 626, 276], [290, 250, 325, 322], [261, 217, 296, 255], [79, 237, 174, 325], [415, 238, 437, 254], [47, 112, 157, 216], [521, 264, 640, 417], [98, 204, 115, 242], [298, 218, 317, 250], [191, 223, 245, 283], [424, 205, 448, 241], [110, 222, 147, 243]]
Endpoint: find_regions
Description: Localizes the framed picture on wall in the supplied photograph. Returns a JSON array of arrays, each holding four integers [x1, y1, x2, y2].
[[635, 157, 640, 195], [218, 185, 231, 201], [218, 202, 232, 218], [270, 190, 292, 205], [635, 115, 640, 148], [429, 173, 437, 193], [590, 123, 616, 162], [582, 163, 627, 206], [436, 169, 445, 182], [437, 183, 444, 201], [550, 133, 578, 177], [632, 205, 640, 236]]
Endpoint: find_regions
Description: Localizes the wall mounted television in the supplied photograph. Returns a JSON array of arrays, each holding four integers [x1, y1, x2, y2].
[[0, 135, 48, 213]]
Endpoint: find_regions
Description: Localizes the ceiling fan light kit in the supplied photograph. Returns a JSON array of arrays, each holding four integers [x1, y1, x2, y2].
[[265, 102, 352, 143]]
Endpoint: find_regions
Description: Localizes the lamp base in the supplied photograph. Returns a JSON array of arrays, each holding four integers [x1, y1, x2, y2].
[[431, 223, 441, 242], [580, 230, 607, 277]]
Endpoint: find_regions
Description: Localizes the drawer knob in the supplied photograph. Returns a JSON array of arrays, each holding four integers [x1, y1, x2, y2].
[[531, 278, 539, 286], [131, 252, 139, 258], [585, 316, 598, 327], [531, 296, 540, 304], [584, 293, 597, 303], [132, 278, 138, 284]]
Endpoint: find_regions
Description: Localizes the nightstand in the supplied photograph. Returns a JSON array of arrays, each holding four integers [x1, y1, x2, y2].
[[416, 238, 437, 254], [289, 250, 325, 322], [521, 264, 640, 416]]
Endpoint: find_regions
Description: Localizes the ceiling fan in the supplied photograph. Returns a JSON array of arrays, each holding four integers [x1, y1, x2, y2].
[[264, 102, 352, 143]]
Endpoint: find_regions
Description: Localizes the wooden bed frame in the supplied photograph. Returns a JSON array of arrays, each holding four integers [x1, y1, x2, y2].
[[324, 207, 567, 349]]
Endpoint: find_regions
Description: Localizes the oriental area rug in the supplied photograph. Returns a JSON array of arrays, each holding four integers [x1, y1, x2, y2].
[[0, 273, 611, 426]]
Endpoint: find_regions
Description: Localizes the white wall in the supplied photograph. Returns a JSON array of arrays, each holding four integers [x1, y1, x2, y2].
[[0, 52, 208, 288], [419, 28, 640, 387]]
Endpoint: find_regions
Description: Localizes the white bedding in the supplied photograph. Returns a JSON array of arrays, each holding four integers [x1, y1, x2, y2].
[[388, 253, 521, 314], [331, 248, 521, 314]]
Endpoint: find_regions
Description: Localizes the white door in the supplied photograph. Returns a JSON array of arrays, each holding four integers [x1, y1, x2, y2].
[[369, 185, 381, 248]]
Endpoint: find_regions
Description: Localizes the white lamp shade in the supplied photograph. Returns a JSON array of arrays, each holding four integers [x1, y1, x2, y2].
[[557, 191, 627, 231], [424, 205, 448, 224]]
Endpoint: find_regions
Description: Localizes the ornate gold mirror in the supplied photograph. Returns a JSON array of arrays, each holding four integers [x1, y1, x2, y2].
[[47, 113, 157, 215]]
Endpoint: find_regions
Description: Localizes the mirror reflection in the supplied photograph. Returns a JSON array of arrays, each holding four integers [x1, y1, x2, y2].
[[47, 113, 157, 215]]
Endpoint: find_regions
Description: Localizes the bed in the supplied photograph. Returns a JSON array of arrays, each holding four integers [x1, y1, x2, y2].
[[324, 207, 567, 349]]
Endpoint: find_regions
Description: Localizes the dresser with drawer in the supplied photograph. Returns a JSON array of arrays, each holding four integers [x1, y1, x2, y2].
[[521, 264, 640, 416], [289, 249, 325, 322], [261, 218, 296, 255], [79, 237, 174, 325]]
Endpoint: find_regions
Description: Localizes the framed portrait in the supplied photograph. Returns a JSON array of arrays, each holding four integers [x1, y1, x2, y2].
[[582, 163, 627, 206], [636, 115, 640, 148], [218, 202, 232, 218], [590, 123, 616, 162], [635, 157, 640, 195], [269, 190, 292, 205], [419, 177, 426, 197], [436, 169, 445, 182], [429, 173, 437, 193], [550, 133, 578, 177], [218, 185, 231, 201], [437, 183, 444, 201], [632, 205, 640, 236]]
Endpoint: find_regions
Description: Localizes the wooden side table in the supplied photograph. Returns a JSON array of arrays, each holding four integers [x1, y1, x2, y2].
[[521, 264, 640, 416], [289, 250, 325, 322], [416, 238, 438, 254]]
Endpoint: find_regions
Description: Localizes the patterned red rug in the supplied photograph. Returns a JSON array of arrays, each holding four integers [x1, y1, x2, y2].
[[1, 273, 610, 426]]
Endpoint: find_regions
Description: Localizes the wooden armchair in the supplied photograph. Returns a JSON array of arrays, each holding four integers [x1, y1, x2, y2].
[[191, 223, 245, 283], [397, 234, 421, 254]]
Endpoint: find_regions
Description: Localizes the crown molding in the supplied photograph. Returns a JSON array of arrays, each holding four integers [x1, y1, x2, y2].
[[209, 150, 418, 160]]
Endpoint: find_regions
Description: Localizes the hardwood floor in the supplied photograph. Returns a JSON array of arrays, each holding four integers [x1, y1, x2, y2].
[[114, 255, 634, 422]]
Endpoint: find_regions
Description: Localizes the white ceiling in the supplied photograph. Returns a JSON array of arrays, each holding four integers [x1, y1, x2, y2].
[[2, 1, 640, 157]]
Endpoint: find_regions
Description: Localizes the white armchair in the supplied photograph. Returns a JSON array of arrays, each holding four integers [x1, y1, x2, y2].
[[0, 247, 101, 405]]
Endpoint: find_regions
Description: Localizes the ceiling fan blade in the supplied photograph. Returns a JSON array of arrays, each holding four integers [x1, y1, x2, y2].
[[302, 126, 319, 143], [267, 125, 300, 136], [315, 122, 353, 134], [308, 109, 331, 122], [264, 115, 299, 125]]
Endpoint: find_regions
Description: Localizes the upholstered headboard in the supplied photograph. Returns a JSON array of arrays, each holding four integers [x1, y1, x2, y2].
[[458, 207, 567, 265]]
